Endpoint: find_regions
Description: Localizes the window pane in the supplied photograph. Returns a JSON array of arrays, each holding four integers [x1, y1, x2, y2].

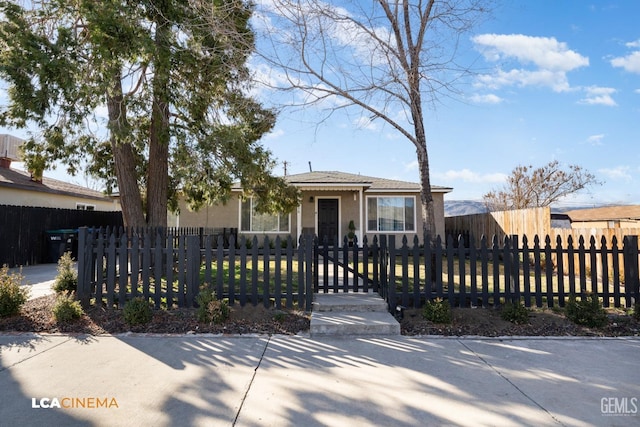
[[378, 197, 404, 231], [279, 214, 289, 232], [241, 200, 251, 231], [404, 197, 414, 231], [253, 212, 278, 232], [367, 197, 377, 231], [241, 198, 291, 232]]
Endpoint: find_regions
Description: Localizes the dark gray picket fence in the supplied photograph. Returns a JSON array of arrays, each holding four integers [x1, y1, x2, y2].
[[76, 227, 640, 312]]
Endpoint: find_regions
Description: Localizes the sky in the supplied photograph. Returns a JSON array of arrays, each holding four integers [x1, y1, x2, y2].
[[251, 0, 640, 207], [2, 0, 640, 207]]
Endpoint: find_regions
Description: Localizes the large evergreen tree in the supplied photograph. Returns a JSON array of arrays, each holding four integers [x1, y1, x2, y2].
[[0, 0, 299, 227]]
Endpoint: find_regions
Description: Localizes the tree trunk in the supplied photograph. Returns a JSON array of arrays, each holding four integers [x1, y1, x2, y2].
[[408, 72, 436, 239], [146, 12, 171, 228], [107, 74, 146, 228], [416, 142, 436, 238]]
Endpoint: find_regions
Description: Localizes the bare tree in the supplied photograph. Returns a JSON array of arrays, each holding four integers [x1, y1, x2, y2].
[[255, 0, 492, 236], [483, 160, 601, 211]]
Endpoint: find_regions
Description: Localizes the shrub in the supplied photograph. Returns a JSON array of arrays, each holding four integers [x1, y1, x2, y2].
[[501, 301, 529, 324], [422, 298, 452, 324], [53, 252, 78, 294], [565, 293, 608, 328], [633, 302, 640, 322], [196, 286, 230, 324], [0, 266, 29, 317], [123, 297, 153, 326], [273, 310, 287, 323], [53, 293, 84, 323]]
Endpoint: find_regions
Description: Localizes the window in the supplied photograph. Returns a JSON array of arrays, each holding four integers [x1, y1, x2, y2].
[[240, 199, 290, 232], [367, 196, 415, 232], [76, 203, 96, 211]]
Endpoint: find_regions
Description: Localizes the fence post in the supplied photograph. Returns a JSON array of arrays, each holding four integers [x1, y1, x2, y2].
[[76, 227, 90, 308], [305, 234, 314, 311], [623, 236, 639, 307], [511, 235, 520, 304], [388, 235, 396, 312], [186, 235, 201, 307], [379, 235, 388, 301]]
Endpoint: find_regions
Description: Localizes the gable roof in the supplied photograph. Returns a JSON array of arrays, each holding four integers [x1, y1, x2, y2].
[[564, 205, 640, 222], [279, 171, 452, 193], [0, 167, 113, 201]]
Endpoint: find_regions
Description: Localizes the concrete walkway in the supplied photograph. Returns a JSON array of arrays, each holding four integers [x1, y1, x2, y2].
[[1, 334, 638, 426], [9, 263, 63, 300]]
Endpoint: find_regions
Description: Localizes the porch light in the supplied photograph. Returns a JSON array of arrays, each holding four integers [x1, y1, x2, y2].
[[309, 196, 314, 203]]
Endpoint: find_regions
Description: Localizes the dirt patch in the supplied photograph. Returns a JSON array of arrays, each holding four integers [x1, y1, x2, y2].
[[1, 295, 639, 337]]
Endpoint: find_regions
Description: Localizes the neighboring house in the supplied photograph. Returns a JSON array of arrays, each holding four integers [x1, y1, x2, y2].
[[564, 205, 640, 229], [0, 160, 120, 211], [175, 171, 452, 245]]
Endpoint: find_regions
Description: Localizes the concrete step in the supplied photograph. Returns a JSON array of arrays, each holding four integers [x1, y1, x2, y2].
[[310, 292, 400, 337], [310, 312, 401, 336], [312, 292, 389, 313]]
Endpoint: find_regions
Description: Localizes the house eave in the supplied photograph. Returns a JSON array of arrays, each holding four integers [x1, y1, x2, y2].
[[0, 181, 113, 202]]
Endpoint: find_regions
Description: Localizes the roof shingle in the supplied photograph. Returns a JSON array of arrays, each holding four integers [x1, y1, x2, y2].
[[0, 167, 112, 201]]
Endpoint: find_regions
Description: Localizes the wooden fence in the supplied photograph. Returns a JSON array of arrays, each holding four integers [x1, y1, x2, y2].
[[77, 227, 314, 310], [549, 228, 640, 284], [384, 234, 639, 311], [0, 204, 123, 267], [76, 227, 640, 312], [446, 207, 551, 247]]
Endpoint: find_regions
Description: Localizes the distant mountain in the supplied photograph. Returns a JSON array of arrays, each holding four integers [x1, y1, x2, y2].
[[444, 200, 488, 217]]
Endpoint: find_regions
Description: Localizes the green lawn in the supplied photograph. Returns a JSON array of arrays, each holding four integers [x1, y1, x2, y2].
[[354, 255, 626, 306]]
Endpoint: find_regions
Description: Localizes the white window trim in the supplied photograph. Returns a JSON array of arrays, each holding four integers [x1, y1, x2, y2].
[[76, 203, 96, 211], [238, 197, 291, 234], [366, 195, 416, 233]]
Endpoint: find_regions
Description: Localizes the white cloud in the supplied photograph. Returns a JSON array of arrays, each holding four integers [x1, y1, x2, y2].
[[353, 116, 380, 131], [579, 86, 617, 106], [475, 68, 572, 92], [264, 129, 285, 140], [598, 165, 632, 181], [626, 39, 640, 48], [435, 169, 507, 184], [404, 161, 418, 171], [473, 34, 589, 71], [472, 34, 588, 93], [611, 51, 640, 74], [586, 134, 605, 145], [469, 93, 503, 104]]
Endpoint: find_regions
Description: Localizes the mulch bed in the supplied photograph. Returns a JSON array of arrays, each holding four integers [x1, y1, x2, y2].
[[1, 295, 639, 337]]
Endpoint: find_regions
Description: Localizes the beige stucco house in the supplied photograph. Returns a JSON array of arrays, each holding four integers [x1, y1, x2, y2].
[[0, 162, 120, 211], [174, 171, 452, 245]]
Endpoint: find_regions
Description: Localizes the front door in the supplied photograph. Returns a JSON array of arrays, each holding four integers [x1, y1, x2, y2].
[[317, 199, 339, 246]]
